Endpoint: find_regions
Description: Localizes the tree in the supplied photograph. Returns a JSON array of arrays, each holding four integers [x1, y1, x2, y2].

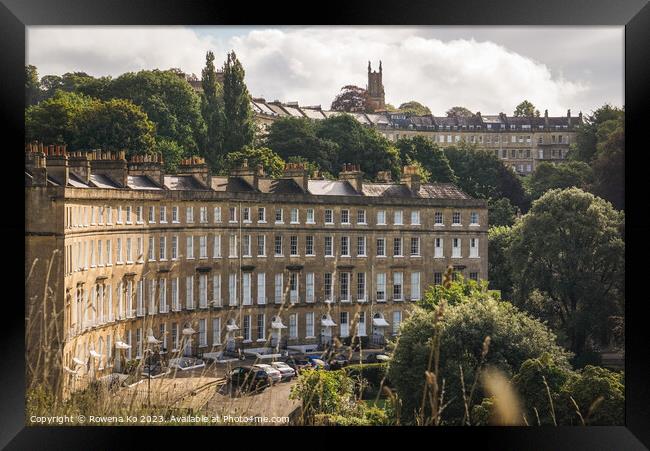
[[221, 51, 255, 153], [289, 368, 357, 423], [74, 98, 156, 155], [488, 197, 519, 227], [524, 161, 593, 201], [222, 146, 285, 178], [514, 100, 540, 117], [38, 72, 110, 102], [446, 106, 473, 118], [508, 188, 625, 357], [444, 144, 528, 210], [25, 90, 98, 145], [316, 114, 400, 178], [106, 69, 206, 155], [330, 85, 368, 113], [398, 101, 431, 116], [395, 135, 457, 183], [511, 353, 574, 425], [264, 117, 339, 174], [389, 280, 571, 424], [570, 104, 623, 164], [25, 65, 40, 106], [488, 225, 515, 301], [200, 51, 226, 171], [590, 115, 624, 210], [561, 365, 624, 425], [155, 137, 184, 172]]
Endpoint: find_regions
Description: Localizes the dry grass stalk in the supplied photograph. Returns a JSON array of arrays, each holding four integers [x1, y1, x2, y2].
[[481, 367, 524, 426]]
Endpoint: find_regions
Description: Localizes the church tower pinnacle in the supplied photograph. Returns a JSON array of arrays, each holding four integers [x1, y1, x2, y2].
[[366, 60, 385, 112]]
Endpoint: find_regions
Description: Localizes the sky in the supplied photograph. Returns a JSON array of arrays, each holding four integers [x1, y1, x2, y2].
[[26, 26, 624, 116]]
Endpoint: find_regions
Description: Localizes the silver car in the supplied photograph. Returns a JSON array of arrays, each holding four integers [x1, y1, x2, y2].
[[253, 364, 282, 383], [271, 361, 296, 381]]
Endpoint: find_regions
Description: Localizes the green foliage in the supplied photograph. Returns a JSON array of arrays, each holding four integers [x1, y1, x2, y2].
[[561, 365, 624, 425], [525, 161, 593, 201], [264, 117, 339, 174], [590, 115, 624, 210], [513, 100, 540, 117], [73, 98, 156, 154], [446, 106, 473, 118], [390, 280, 571, 424], [470, 397, 494, 425], [487, 226, 515, 301], [316, 114, 401, 178], [512, 353, 574, 425], [570, 104, 623, 163], [289, 368, 357, 422], [488, 197, 519, 227], [444, 144, 528, 209], [201, 50, 226, 171], [395, 135, 457, 183], [344, 363, 390, 395], [397, 101, 431, 116], [330, 85, 368, 112], [25, 65, 41, 106], [420, 275, 495, 310], [222, 146, 285, 178], [26, 90, 98, 145], [222, 51, 255, 153], [155, 137, 185, 172], [106, 69, 206, 155], [509, 188, 625, 357]]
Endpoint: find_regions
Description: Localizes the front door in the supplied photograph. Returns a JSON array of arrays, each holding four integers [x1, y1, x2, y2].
[[183, 337, 192, 357], [321, 327, 332, 345]]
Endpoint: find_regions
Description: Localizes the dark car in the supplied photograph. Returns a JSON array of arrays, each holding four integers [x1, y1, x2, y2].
[[364, 352, 390, 364], [328, 353, 350, 370], [283, 356, 312, 374], [228, 366, 271, 393]]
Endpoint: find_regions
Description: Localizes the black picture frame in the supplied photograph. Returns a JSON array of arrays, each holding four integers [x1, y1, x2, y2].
[[2, 0, 648, 448]]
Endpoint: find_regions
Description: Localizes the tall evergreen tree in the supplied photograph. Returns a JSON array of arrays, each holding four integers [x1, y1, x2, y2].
[[201, 51, 225, 170], [222, 51, 255, 153]]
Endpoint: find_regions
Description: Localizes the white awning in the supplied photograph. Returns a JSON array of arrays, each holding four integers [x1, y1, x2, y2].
[[226, 324, 240, 332], [372, 318, 390, 327], [147, 335, 162, 344], [321, 318, 337, 327], [72, 357, 85, 366], [115, 341, 131, 350], [89, 350, 102, 359], [272, 321, 287, 329], [182, 328, 196, 335]]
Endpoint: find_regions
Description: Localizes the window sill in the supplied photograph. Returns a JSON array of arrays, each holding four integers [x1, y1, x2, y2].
[[451, 224, 462, 227], [306, 221, 315, 225], [274, 254, 284, 258], [325, 255, 334, 258], [469, 224, 480, 227], [242, 340, 252, 344], [275, 222, 284, 225], [256, 339, 266, 343], [434, 224, 445, 227], [305, 336, 316, 339], [160, 221, 167, 224], [290, 222, 300, 225]]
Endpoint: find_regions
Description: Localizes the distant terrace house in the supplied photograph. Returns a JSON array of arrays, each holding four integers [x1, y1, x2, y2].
[[183, 64, 582, 176], [25, 144, 487, 396]]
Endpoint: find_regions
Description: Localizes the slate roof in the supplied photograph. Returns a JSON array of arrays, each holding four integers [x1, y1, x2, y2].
[[257, 178, 304, 194], [307, 180, 359, 196], [127, 175, 162, 190], [163, 175, 208, 190], [90, 173, 121, 189], [362, 182, 472, 200]]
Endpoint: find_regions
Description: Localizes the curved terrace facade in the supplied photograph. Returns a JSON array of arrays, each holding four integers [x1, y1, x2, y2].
[[25, 144, 488, 395]]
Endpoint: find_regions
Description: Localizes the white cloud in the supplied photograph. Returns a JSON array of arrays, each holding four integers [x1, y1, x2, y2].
[[28, 26, 608, 115]]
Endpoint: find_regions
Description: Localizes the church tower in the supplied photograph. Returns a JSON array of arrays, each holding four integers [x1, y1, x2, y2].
[[366, 61, 385, 112]]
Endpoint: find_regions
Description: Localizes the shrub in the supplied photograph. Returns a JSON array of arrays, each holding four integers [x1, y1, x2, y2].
[[344, 363, 389, 396]]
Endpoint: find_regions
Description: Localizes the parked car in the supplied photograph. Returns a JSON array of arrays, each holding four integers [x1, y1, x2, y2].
[[284, 355, 312, 374], [169, 357, 206, 371], [228, 366, 271, 393], [364, 352, 390, 363], [253, 363, 282, 383], [141, 363, 170, 378], [271, 361, 296, 381], [309, 358, 330, 370], [328, 353, 350, 370]]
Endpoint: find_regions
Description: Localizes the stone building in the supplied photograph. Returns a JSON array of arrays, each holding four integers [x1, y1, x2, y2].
[[366, 60, 386, 112], [25, 143, 487, 395]]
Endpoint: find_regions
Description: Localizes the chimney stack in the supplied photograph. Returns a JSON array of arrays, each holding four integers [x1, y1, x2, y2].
[[283, 162, 309, 192], [43, 143, 69, 186], [376, 171, 392, 183], [338, 163, 363, 193], [567, 109, 572, 127], [68, 149, 91, 184], [544, 109, 549, 128], [127, 152, 164, 187], [178, 155, 210, 188], [89, 150, 128, 187], [229, 159, 261, 191], [25, 142, 48, 186], [401, 165, 421, 195]]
